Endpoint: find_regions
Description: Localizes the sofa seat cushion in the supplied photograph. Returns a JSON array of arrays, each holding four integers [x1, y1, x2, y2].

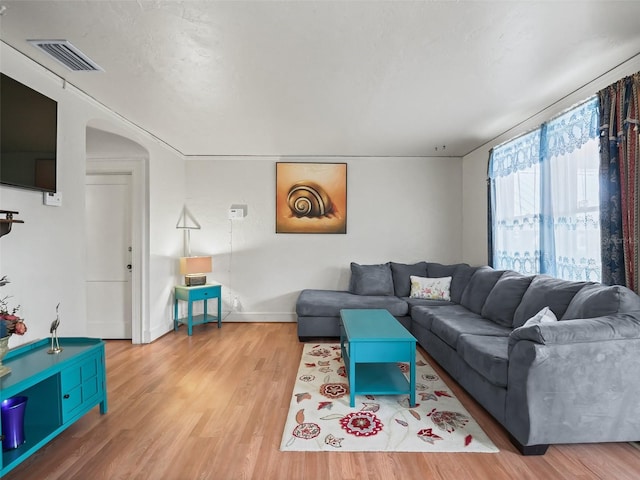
[[405, 297, 457, 312], [457, 334, 509, 388], [512, 275, 587, 328], [411, 304, 473, 331], [296, 289, 409, 317], [429, 310, 512, 349]]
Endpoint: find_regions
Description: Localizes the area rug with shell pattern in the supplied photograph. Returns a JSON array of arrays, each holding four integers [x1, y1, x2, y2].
[[280, 343, 499, 453]]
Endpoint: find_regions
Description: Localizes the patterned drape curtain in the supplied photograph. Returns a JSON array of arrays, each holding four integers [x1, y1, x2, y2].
[[489, 97, 601, 281], [598, 73, 640, 290]]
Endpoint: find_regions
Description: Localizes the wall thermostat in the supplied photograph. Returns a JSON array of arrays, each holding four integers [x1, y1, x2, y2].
[[43, 192, 62, 207], [228, 204, 247, 219]]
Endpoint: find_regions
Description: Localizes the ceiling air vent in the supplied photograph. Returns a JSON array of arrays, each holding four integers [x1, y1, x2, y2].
[[28, 40, 103, 72]]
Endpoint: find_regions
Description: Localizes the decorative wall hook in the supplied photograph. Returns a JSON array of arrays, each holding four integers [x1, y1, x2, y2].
[[0, 210, 24, 239]]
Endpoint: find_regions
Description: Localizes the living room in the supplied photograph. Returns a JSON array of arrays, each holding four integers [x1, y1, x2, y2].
[[1, 1, 640, 478]]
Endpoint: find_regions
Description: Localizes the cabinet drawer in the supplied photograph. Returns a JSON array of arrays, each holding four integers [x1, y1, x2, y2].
[[189, 286, 220, 301]]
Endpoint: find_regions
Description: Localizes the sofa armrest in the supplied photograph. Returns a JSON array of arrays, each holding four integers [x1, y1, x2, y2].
[[508, 312, 640, 354], [506, 314, 640, 447]]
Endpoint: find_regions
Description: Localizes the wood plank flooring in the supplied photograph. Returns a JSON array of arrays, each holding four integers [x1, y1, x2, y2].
[[4, 322, 640, 479]]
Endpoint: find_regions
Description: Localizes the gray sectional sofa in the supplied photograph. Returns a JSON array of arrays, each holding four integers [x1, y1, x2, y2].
[[295, 261, 640, 454]]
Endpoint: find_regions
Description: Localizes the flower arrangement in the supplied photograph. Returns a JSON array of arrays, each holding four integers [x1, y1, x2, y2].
[[0, 276, 27, 338]]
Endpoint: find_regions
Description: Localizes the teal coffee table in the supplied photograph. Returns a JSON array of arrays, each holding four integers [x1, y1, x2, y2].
[[340, 309, 416, 408]]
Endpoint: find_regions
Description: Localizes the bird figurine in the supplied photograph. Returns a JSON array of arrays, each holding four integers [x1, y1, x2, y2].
[[48, 303, 63, 354]]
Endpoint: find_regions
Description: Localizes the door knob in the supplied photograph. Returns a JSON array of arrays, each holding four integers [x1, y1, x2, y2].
[[127, 264, 132, 270]]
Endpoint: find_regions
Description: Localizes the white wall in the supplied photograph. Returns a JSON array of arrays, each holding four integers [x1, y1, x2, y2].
[[186, 156, 462, 321], [0, 42, 462, 342], [462, 57, 640, 267], [5, 41, 636, 343], [0, 44, 185, 346]]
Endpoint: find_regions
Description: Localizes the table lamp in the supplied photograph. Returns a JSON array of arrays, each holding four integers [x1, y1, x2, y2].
[[179, 256, 212, 286]]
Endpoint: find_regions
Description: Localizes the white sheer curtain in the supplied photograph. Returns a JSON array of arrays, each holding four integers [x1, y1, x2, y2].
[[490, 130, 542, 274], [490, 97, 601, 281], [545, 129, 601, 281]]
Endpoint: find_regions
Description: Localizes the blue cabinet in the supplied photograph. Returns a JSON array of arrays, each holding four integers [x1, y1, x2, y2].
[[0, 337, 107, 476]]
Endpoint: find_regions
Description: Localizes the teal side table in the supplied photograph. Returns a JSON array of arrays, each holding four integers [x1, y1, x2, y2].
[[174, 283, 222, 335]]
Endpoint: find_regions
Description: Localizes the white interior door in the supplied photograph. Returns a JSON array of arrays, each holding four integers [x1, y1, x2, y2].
[[85, 173, 132, 339]]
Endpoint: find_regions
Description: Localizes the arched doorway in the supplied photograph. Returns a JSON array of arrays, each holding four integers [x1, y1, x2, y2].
[[85, 124, 149, 344]]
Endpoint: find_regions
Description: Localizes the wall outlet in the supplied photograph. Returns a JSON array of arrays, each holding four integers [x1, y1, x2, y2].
[[43, 192, 62, 206]]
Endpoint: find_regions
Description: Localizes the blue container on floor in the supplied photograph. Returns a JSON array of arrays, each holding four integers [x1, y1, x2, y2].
[[1, 396, 28, 450]]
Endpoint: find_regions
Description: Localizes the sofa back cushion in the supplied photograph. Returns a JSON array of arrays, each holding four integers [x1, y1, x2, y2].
[[562, 283, 640, 319], [390, 261, 428, 297], [349, 262, 395, 296], [459, 266, 505, 314], [512, 275, 587, 328], [426, 262, 477, 303], [481, 271, 534, 327]]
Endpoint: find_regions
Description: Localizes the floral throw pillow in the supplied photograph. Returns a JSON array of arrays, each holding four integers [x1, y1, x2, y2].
[[409, 276, 452, 301]]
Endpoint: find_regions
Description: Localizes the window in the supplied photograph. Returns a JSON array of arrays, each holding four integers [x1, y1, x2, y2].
[[489, 97, 601, 281]]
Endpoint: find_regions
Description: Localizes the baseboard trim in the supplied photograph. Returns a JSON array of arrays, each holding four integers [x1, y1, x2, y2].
[[222, 312, 296, 323], [148, 313, 296, 343]]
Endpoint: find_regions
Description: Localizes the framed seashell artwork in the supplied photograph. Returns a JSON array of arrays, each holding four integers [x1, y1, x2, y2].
[[276, 162, 347, 233]]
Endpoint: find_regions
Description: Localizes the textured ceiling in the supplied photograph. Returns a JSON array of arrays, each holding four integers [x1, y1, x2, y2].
[[1, 1, 639, 157]]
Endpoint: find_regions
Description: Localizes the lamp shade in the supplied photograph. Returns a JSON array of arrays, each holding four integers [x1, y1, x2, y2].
[[179, 256, 212, 275]]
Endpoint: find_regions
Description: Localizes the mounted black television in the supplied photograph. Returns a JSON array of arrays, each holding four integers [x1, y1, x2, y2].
[[1, 72, 57, 193]]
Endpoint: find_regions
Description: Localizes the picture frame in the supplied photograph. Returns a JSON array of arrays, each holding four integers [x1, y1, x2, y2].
[[276, 162, 347, 234]]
